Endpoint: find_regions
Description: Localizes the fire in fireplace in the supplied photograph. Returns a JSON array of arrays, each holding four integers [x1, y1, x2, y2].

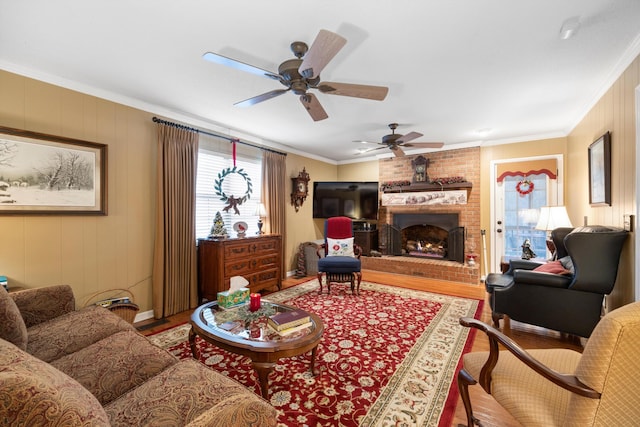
[[382, 213, 465, 263]]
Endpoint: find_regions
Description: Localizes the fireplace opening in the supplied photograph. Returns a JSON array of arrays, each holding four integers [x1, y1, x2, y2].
[[404, 224, 448, 258], [381, 213, 465, 263]]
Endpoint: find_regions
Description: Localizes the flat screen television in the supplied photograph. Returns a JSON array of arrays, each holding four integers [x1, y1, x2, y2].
[[312, 181, 379, 220]]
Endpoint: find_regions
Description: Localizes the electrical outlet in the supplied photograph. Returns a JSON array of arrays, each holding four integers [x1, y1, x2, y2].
[[624, 214, 634, 232]]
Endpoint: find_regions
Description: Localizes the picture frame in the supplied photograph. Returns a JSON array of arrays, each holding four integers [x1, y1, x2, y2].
[[588, 131, 611, 206], [0, 125, 107, 215]]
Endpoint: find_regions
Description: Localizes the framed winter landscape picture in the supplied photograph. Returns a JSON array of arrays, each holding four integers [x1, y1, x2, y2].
[[0, 126, 107, 215]]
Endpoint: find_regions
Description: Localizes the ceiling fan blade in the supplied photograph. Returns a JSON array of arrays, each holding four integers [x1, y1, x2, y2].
[[298, 29, 347, 79], [357, 146, 387, 155], [234, 89, 289, 107], [402, 142, 445, 149], [396, 131, 423, 144], [202, 52, 280, 80], [300, 93, 328, 121], [390, 146, 405, 157], [317, 82, 389, 101]]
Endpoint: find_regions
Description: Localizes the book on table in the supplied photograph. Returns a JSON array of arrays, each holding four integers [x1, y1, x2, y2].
[[267, 310, 311, 331], [271, 321, 313, 336]]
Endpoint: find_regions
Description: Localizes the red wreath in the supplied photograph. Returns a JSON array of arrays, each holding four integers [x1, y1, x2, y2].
[[516, 179, 534, 196]]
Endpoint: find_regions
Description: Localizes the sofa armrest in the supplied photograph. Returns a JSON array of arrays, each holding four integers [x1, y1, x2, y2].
[[512, 270, 573, 288], [10, 285, 75, 328], [186, 394, 277, 426]]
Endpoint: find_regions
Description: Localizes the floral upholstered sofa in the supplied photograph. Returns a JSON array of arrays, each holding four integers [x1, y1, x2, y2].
[[0, 284, 277, 426]]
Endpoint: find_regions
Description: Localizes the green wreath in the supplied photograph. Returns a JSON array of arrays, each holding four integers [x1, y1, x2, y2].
[[214, 166, 253, 215]]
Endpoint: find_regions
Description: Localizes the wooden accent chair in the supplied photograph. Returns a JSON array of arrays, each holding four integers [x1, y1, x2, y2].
[[457, 301, 640, 426], [316, 216, 362, 295]]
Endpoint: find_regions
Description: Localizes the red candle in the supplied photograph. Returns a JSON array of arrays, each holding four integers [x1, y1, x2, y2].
[[249, 293, 261, 312]]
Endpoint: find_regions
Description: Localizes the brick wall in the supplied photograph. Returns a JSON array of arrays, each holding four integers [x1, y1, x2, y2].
[[372, 147, 481, 284]]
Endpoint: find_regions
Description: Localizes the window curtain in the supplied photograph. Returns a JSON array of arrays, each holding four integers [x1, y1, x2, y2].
[[261, 151, 286, 278], [152, 123, 199, 318], [496, 159, 557, 182]]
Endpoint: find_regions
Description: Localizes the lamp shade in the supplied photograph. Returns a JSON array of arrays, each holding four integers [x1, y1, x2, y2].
[[254, 203, 267, 218], [535, 206, 572, 231]]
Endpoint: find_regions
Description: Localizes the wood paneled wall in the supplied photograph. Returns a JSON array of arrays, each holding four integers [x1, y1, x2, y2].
[[0, 70, 157, 312], [567, 55, 639, 308]]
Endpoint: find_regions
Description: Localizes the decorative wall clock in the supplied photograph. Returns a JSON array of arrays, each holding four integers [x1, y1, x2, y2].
[[291, 168, 310, 212], [412, 155, 429, 183]]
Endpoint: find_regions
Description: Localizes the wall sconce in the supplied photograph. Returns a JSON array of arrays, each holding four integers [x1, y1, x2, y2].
[[255, 202, 267, 234]]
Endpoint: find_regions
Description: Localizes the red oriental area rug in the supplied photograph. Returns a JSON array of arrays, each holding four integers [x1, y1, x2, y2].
[[148, 280, 482, 427]]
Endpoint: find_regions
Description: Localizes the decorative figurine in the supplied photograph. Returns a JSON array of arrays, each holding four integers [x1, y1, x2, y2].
[[521, 239, 536, 260]]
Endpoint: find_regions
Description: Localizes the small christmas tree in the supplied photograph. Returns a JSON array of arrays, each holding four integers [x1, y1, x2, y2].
[[209, 211, 228, 238]]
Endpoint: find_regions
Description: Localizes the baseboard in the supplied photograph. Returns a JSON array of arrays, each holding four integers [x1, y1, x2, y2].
[[134, 309, 154, 323]]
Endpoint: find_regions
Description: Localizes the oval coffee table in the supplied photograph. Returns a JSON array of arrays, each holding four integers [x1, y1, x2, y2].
[[189, 300, 324, 397]]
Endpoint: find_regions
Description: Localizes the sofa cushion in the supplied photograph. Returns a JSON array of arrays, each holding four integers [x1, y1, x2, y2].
[[51, 330, 178, 405], [0, 337, 110, 426], [0, 286, 28, 350], [104, 358, 277, 427], [27, 304, 136, 363]]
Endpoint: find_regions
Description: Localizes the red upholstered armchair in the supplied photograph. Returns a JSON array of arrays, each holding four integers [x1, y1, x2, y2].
[[316, 217, 362, 294]]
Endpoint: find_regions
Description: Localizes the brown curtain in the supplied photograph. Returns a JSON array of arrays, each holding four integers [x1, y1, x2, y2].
[[152, 123, 199, 318], [262, 151, 287, 277]]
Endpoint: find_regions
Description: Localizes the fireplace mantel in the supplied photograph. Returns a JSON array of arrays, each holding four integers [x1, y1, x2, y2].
[[382, 182, 472, 193]]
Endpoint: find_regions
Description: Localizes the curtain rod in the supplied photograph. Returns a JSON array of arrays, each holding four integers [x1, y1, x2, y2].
[[152, 116, 287, 156]]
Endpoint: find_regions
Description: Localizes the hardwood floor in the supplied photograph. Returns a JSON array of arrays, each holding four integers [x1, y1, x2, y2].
[[135, 270, 584, 427]]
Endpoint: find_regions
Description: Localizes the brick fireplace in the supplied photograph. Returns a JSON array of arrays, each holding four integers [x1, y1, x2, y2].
[[361, 147, 481, 285]]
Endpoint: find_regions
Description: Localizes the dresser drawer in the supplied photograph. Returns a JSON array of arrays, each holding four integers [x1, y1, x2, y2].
[[224, 254, 279, 277]]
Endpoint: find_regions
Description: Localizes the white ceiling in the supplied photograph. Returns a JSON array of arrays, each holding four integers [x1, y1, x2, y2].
[[2, 1, 640, 163]]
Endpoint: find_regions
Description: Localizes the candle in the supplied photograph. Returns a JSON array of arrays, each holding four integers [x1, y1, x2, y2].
[[249, 293, 261, 312]]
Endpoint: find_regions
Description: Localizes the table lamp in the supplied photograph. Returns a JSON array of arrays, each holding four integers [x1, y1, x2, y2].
[[255, 203, 267, 234], [535, 206, 573, 258]]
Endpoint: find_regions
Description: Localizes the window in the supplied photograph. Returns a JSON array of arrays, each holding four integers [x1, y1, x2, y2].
[[195, 136, 262, 239], [503, 174, 547, 258]]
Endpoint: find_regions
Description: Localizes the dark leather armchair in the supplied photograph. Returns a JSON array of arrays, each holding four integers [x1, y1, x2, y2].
[[487, 226, 628, 338]]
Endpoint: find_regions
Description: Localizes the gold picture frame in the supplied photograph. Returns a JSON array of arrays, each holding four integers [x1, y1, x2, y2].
[[0, 125, 107, 215], [588, 131, 611, 206]]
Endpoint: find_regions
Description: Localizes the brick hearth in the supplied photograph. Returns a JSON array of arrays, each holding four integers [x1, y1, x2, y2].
[[361, 256, 480, 284]]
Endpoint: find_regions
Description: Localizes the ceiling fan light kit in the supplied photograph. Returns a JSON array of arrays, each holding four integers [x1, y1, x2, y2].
[[203, 29, 389, 121]]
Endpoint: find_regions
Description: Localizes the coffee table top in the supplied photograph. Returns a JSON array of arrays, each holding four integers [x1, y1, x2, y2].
[[190, 300, 324, 353]]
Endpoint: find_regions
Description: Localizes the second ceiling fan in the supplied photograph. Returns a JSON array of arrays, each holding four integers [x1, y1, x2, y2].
[[202, 29, 389, 121], [357, 123, 444, 157]]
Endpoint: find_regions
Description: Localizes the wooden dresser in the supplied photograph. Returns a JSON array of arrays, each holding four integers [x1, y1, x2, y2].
[[197, 234, 282, 302]]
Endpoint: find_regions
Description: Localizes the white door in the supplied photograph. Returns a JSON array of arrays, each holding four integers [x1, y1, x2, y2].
[[491, 156, 564, 273]]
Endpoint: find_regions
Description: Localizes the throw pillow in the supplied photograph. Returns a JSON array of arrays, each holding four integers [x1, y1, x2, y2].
[[533, 260, 572, 275], [0, 285, 28, 350], [326, 237, 355, 257], [559, 255, 575, 274]]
